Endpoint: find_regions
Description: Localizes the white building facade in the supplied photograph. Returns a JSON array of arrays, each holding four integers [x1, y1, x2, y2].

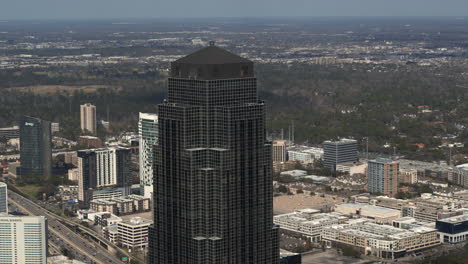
[[0, 216, 47, 264], [138, 113, 158, 198], [80, 103, 97, 135]]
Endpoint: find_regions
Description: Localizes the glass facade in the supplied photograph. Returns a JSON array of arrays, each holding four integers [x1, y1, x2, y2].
[[148, 45, 279, 264], [0, 183, 7, 214], [19, 116, 52, 179], [323, 139, 358, 171]]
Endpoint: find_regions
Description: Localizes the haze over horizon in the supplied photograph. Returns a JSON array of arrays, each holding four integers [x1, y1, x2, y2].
[[1, 0, 468, 20]]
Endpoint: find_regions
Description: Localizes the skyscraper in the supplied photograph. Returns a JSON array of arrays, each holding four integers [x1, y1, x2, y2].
[[77, 147, 131, 205], [368, 158, 399, 197], [323, 138, 358, 172], [80, 103, 97, 134], [0, 182, 7, 214], [19, 116, 52, 179], [148, 43, 279, 264], [0, 215, 48, 264], [138, 113, 158, 198]]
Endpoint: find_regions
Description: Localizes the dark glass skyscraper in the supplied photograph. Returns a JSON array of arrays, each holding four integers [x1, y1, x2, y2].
[[19, 116, 52, 179], [148, 43, 279, 264]]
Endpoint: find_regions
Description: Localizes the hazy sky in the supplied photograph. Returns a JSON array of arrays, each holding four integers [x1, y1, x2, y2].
[[1, 0, 468, 20]]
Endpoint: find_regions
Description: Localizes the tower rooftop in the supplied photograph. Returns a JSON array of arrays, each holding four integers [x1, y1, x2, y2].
[[174, 43, 251, 65], [170, 43, 254, 80]]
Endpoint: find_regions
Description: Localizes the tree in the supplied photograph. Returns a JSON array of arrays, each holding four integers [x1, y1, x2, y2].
[[342, 246, 361, 258], [61, 248, 75, 260], [277, 185, 289, 194], [296, 189, 304, 194]]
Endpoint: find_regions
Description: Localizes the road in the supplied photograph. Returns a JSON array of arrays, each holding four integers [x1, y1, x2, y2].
[[8, 190, 124, 264]]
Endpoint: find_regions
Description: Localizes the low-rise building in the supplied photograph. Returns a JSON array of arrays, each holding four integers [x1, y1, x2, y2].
[[322, 221, 440, 259], [64, 152, 78, 166], [48, 255, 86, 264], [90, 195, 150, 215], [78, 136, 103, 148], [273, 161, 297, 173], [336, 162, 367, 175], [334, 203, 401, 224], [274, 209, 349, 242], [280, 170, 308, 179], [0, 126, 19, 140], [95, 213, 122, 227], [103, 225, 119, 244], [118, 217, 152, 249], [436, 214, 468, 244]]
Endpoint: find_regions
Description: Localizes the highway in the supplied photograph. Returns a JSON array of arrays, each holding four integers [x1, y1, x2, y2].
[[8, 190, 124, 264]]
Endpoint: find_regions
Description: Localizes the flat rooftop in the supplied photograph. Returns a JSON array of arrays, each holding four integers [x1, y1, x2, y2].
[[337, 203, 400, 215], [437, 214, 468, 224]]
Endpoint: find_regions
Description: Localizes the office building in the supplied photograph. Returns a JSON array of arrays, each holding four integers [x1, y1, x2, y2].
[[0, 182, 7, 214], [436, 214, 468, 244], [118, 217, 152, 249], [80, 103, 97, 134], [323, 139, 358, 171], [368, 158, 399, 197], [148, 44, 279, 264], [19, 116, 52, 179], [0, 215, 47, 264], [138, 113, 158, 198], [272, 140, 287, 162], [77, 147, 131, 205]]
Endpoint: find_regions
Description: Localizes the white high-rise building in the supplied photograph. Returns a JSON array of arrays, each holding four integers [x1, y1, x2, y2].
[[0, 215, 47, 264], [80, 103, 97, 135], [77, 147, 131, 205], [0, 182, 7, 214], [138, 113, 158, 198]]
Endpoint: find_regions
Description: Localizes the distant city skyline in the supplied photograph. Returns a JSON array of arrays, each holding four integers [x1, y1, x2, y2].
[[0, 0, 467, 20]]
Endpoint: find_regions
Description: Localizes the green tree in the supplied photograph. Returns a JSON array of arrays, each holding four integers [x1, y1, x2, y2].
[[277, 185, 289, 194], [342, 246, 361, 258]]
